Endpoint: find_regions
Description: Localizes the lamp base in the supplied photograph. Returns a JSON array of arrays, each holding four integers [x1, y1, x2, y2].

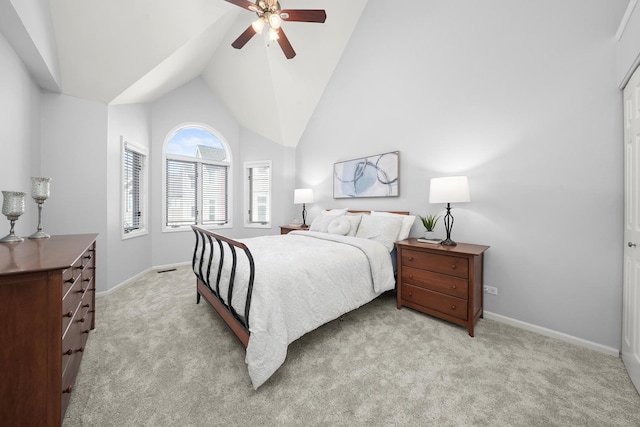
[[28, 230, 50, 239], [440, 238, 457, 247], [0, 233, 23, 243]]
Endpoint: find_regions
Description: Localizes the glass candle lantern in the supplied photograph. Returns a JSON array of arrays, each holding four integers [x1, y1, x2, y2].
[[0, 191, 26, 243], [29, 177, 51, 239], [31, 177, 51, 201]]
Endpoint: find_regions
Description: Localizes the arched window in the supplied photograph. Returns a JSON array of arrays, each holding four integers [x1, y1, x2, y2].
[[162, 124, 232, 231]]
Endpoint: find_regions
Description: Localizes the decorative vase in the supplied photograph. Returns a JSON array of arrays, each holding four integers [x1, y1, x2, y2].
[[0, 191, 26, 243], [423, 230, 437, 239], [28, 177, 51, 239]]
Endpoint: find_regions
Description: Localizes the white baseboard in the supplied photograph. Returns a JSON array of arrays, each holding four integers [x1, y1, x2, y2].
[[96, 261, 190, 297], [483, 311, 620, 357]]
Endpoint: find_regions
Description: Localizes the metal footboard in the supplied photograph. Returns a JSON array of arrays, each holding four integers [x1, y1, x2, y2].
[[191, 225, 255, 346]]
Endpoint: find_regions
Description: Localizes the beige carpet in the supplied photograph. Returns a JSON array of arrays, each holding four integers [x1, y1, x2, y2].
[[63, 265, 640, 426]]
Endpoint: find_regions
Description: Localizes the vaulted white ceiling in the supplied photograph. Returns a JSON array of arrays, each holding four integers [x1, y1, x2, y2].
[[48, 0, 369, 147]]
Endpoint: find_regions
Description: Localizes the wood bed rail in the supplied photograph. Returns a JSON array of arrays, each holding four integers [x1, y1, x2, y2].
[[191, 226, 255, 347]]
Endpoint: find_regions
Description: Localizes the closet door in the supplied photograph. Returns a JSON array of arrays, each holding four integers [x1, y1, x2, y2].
[[623, 64, 640, 393]]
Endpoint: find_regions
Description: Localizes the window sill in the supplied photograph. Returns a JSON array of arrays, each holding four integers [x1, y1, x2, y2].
[[122, 229, 148, 240]]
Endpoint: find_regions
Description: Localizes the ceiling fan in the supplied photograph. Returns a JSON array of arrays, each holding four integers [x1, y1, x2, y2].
[[225, 0, 327, 59]]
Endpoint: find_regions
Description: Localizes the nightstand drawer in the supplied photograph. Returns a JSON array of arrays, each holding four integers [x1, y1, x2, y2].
[[401, 266, 468, 298], [401, 283, 468, 320], [401, 249, 468, 278]]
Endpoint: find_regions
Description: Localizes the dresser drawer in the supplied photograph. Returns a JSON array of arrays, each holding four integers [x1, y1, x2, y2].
[[401, 249, 469, 278], [62, 277, 84, 335], [62, 256, 83, 298], [61, 311, 83, 379], [402, 266, 468, 298], [401, 283, 468, 320]]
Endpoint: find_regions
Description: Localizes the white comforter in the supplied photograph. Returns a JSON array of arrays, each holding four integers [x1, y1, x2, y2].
[[213, 231, 396, 389]]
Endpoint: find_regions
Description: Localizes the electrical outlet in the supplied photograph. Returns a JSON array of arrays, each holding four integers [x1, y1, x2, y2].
[[484, 286, 498, 295]]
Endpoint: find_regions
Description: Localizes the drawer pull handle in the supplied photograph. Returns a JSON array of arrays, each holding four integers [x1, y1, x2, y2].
[[83, 278, 91, 282], [65, 278, 74, 284], [78, 317, 86, 323], [84, 255, 92, 260], [408, 274, 413, 279], [82, 329, 91, 334], [451, 285, 456, 289], [408, 291, 413, 297], [451, 305, 456, 310], [65, 347, 84, 356], [63, 386, 73, 394], [408, 256, 414, 261], [64, 311, 73, 318], [78, 288, 87, 293], [450, 265, 457, 269], [83, 303, 90, 308]]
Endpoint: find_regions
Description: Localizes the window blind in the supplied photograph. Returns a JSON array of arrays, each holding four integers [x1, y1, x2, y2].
[[166, 160, 197, 226], [249, 165, 270, 223], [166, 159, 228, 227], [202, 163, 228, 225], [123, 147, 144, 233]]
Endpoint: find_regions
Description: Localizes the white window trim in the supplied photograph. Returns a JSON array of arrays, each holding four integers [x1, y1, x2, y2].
[[121, 136, 149, 240], [161, 123, 233, 233], [244, 160, 272, 229]]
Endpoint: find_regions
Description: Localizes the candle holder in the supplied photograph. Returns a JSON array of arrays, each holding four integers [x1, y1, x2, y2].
[[0, 191, 26, 243], [29, 177, 51, 239]]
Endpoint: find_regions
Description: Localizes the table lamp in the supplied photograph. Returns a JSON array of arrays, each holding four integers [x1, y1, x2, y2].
[[294, 189, 314, 227], [429, 176, 470, 246]]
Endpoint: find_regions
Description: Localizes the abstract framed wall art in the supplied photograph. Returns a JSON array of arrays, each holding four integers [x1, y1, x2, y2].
[[333, 151, 399, 198]]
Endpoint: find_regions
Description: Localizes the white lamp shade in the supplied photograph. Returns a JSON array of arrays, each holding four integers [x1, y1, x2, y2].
[[294, 188, 314, 204], [429, 176, 471, 204]]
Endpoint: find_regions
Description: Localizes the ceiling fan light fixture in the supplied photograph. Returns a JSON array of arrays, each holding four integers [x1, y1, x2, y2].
[[225, 0, 326, 59], [268, 13, 282, 29], [252, 18, 266, 34]]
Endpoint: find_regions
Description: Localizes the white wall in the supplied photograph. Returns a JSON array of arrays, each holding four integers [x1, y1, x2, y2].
[[296, 0, 626, 350], [0, 0, 60, 92], [106, 103, 153, 288], [40, 93, 109, 291], [0, 31, 39, 236]]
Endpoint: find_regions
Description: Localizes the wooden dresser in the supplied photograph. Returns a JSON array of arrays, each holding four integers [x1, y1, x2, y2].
[[396, 239, 489, 336], [0, 234, 97, 426]]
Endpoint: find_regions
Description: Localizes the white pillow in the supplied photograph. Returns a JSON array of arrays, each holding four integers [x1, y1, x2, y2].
[[309, 213, 336, 232], [327, 216, 351, 235], [355, 215, 403, 251], [371, 211, 415, 241], [345, 215, 362, 237], [324, 208, 348, 216]]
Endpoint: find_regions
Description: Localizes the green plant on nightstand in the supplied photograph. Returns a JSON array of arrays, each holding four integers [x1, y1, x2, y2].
[[419, 214, 441, 238]]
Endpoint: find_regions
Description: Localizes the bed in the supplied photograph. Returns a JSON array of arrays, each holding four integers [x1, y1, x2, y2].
[[191, 209, 415, 388]]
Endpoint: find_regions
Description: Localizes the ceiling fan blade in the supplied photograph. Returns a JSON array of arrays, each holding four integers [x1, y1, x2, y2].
[[276, 28, 296, 59], [224, 0, 256, 12], [280, 9, 327, 23], [232, 25, 257, 49]]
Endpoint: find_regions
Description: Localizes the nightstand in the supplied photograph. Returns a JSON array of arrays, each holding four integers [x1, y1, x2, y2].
[[280, 225, 309, 234], [395, 239, 489, 336]]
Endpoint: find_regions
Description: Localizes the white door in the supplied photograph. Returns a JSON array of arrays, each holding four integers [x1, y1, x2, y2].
[[623, 64, 640, 393]]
